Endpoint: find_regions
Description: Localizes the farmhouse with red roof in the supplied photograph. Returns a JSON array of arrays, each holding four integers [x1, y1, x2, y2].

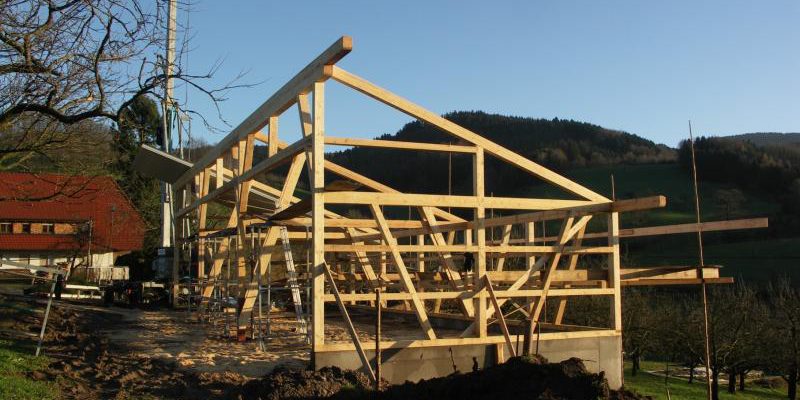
[[0, 172, 145, 271]]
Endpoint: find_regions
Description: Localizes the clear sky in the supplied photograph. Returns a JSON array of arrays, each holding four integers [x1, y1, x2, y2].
[[175, 1, 799, 147]]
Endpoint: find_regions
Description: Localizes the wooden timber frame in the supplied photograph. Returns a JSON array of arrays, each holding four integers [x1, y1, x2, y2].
[[163, 36, 768, 378]]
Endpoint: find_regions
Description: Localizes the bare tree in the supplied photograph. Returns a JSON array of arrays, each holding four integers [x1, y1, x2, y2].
[[766, 276, 800, 400], [0, 0, 245, 173]]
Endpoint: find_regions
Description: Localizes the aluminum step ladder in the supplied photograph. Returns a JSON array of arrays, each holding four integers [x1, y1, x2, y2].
[[279, 226, 308, 335]]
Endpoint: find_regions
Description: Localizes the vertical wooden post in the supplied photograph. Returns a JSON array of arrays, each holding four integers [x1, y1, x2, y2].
[[311, 81, 326, 359], [608, 211, 622, 387], [268, 116, 279, 157], [473, 147, 486, 337], [375, 287, 382, 391], [526, 221, 535, 271], [416, 234, 425, 272], [608, 212, 622, 330]]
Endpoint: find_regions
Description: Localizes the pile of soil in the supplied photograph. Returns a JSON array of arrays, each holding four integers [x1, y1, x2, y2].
[[373, 356, 649, 400], [239, 356, 650, 400], [241, 366, 373, 400]]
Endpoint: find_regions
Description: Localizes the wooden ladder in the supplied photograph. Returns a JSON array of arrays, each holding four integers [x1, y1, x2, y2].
[[279, 226, 308, 334]]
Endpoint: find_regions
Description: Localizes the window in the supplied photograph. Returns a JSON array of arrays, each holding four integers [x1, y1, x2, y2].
[[0, 223, 10, 234], [20, 223, 31, 234], [41, 223, 54, 234]]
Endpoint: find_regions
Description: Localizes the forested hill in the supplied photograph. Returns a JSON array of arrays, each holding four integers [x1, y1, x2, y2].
[[328, 111, 676, 197], [720, 132, 800, 147]]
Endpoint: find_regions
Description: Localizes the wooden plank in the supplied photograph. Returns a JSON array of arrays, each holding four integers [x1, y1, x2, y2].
[[418, 207, 475, 317], [370, 204, 437, 339], [519, 217, 770, 243], [495, 224, 512, 272], [174, 136, 310, 218], [623, 277, 734, 286], [268, 116, 279, 156], [325, 136, 477, 153], [344, 228, 383, 295], [238, 133, 256, 212], [237, 226, 281, 327], [173, 36, 352, 191], [554, 223, 587, 325], [526, 215, 593, 344], [325, 191, 597, 210], [323, 262, 376, 382], [330, 66, 608, 202], [276, 152, 307, 209], [526, 221, 535, 270], [270, 199, 311, 221], [485, 275, 516, 357]]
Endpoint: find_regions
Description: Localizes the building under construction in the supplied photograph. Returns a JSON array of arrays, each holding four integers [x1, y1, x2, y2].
[[134, 36, 768, 387]]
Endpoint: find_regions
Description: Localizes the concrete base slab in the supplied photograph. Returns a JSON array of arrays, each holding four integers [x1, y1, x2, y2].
[[314, 334, 622, 388]]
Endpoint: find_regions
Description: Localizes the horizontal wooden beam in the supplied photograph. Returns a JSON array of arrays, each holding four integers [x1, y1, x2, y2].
[[622, 277, 734, 286], [324, 244, 613, 254], [346, 196, 666, 242], [322, 288, 614, 302], [315, 329, 620, 352], [325, 136, 477, 153], [491, 217, 769, 245], [324, 191, 599, 210]]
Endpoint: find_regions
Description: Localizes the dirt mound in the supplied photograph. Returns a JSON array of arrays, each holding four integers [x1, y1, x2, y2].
[[375, 356, 605, 400], [241, 365, 373, 400], [238, 356, 650, 400]]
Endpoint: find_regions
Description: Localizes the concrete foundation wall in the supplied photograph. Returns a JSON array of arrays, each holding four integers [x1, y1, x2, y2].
[[314, 334, 622, 389]]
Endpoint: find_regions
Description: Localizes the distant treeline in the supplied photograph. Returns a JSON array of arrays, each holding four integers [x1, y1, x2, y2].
[[679, 136, 800, 233], [330, 111, 676, 196]]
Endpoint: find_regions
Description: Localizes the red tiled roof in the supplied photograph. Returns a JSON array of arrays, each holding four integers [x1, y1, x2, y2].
[[0, 172, 145, 252]]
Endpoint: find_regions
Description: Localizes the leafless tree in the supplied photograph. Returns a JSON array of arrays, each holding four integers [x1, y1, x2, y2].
[[0, 0, 246, 174]]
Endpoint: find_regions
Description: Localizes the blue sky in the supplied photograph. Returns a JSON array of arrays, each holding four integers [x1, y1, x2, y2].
[[175, 1, 799, 147]]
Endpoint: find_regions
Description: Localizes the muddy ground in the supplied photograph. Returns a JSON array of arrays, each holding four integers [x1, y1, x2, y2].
[[0, 292, 649, 399]]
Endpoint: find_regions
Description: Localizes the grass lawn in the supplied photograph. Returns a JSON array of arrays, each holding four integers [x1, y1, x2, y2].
[[0, 339, 59, 400], [623, 361, 787, 400], [0, 296, 59, 400]]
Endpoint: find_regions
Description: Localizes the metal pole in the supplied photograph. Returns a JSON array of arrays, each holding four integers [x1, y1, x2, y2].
[[35, 278, 58, 356]]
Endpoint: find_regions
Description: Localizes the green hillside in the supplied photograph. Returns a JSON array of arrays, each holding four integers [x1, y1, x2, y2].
[[328, 111, 798, 283]]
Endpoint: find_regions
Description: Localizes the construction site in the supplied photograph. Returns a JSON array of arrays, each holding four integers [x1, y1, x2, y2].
[[2, 3, 795, 399], [132, 36, 767, 388]]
